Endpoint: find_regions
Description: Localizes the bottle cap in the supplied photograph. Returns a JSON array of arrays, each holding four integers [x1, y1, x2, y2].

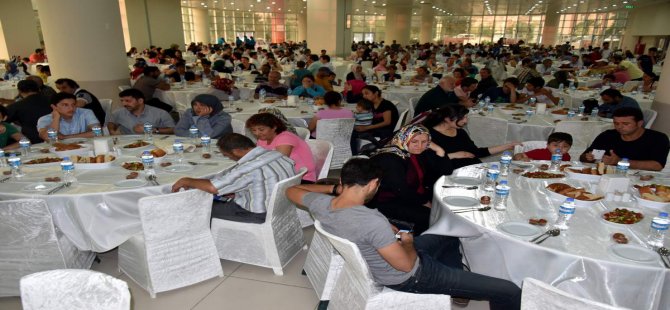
[[566, 198, 575, 202], [142, 151, 150, 155], [622, 157, 629, 161], [500, 180, 508, 185], [63, 156, 70, 161], [660, 212, 668, 217], [491, 164, 498, 168]]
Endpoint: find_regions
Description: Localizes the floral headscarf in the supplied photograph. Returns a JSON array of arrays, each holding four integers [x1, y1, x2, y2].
[[257, 107, 298, 135], [372, 124, 431, 159], [211, 77, 235, 94]]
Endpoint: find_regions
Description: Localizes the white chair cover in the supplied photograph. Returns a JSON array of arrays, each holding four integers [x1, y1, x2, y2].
[[622, 81, 641, 92], [521, 278, 630, 310], [642, 109, 657, 129], [210, 169, 307, 275], [316, 118, 355, 169], [306, 139, 334, 180], [465, 116, 508, 147], [231, 118, 246, 134], [394, 109, 410, 131], [20, 269, 130, 310], [360, 61, 373, 71], [514, 140, 547, 154], [303, 229, 344, 301], [0, 199, 95, 297], [288, 117, 308, 128], [117, 85, 131, 92], [118, 190, 223, 298], [296, 127, 311, 140], [409, 96, 420, 116], [554, 121, 606, 160], [99, 99, 113, 123]]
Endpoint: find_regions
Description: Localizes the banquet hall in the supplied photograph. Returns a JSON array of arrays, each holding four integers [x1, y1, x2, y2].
[[1, 0, 670, 309]]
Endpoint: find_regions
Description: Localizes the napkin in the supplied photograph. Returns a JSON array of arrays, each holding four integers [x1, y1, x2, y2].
[[152, 139, 197, 154]]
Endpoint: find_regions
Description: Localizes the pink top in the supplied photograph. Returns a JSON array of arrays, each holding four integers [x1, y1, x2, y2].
[[257, 131, 317, 182], [316, 108, 354, 120]]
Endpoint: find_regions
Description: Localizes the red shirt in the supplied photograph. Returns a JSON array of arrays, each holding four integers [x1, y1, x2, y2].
[[525, 148, 571, 161]]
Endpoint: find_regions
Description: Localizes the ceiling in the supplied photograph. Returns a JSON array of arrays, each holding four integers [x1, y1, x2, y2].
[[181, 0, 662, 15]]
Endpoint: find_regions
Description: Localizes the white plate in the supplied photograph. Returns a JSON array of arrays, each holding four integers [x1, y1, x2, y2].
[[634, 196, 670, 211], [49, 144, 92, 157], [565, 168, 602, 183], [600, 208, 646, 227], [114, 179, 147, 188], [60, 138, 89, 144], [608, 244, 659, 265], [162, 164, 194, 173], [22, 182, 60, 192], [497, 222, 543, 238], [23, 157, 63, 167], [511, 161, 534, 169], [545, 187, 603, 207], [443, 196, 479, 208], [449, 176, 482, 186]]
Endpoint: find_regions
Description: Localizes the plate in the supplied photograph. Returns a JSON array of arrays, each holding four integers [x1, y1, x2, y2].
[[22, 182, 60, 192], [608, 244, 659, 265], [497, 222, 543, 238], [162, 164, 194, 173], [545, 188, 603, 207], [443, 196, 480, 208], [49, 144, 92, 157], [511, 161, 534, 169], [114, 179, 147, 188], [449, 176, 482, 186], [600, 208, 645, 227], [565, 168, 602, 183], [634, 196, 670, 211], [60, 138, 89, 144]]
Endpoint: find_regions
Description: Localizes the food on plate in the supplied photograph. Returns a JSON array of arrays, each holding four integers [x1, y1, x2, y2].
[[553, 119, 561, 123], [538, 164, 550, 171], [511, 113, 525, 117], [126, 172, 139, 179], [523, 171, 564, 179], [160, 162, 172, 167], [202, 153, 212, 159], [512, 168, 525, 174], [121, 161, 144, 171], [70, 154, 116, 164], [25, 157, 63, 165], [44, 177, 62, 182], [149, 148, 166, 157], [480, 196, 491, 205], [39, 148, 50, 153], [634, 184, 670, 202], [580, 117, 589, 121], [263, 98, 276, 103], [551, 109, 569, 115], [545, 183, 603, 201], [558, 164, 572, 172], [528, 218, 547, 226], [639, 174, 654, 181], [568, 164, 615, 176], [612, 233, 629, 244], [53, 142, 83, 151], [123, 140, 150, 149], [577, 86, 590, 91], [602, 208, 644, 224], [2, 171, 11, 175]]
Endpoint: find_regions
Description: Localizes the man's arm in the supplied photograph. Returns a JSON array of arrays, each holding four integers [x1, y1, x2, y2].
[[172, 177, 218, 193], [107, 122, 121, 135], [286, 184, 338, 207], [376, 233, 417, 272]]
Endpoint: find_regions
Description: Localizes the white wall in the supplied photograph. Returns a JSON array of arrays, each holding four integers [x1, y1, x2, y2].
[[145, 0, 184, 48], [620, 3, 670, 52], [0, 0, 41, 60]]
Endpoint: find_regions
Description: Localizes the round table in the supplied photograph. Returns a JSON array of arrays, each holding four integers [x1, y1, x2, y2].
[[554, 89, 654, 110], [0, 81, 19, 99], [428, 163, 670, 309], [0, 135, 235, 252]]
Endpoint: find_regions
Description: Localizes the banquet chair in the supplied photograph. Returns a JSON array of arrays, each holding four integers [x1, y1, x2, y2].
[[514, 140, 547, 154], [20, 269, 130, 310], [316, 118, 355, 169], [622, 81, 642, 92], [289, 117, 309, 128], [99, 99, 113, 123], [409, 96, 420, 116], [0, 199, 95, 297], [303, 227, 344, 304], [554, 121, 605, 160], [315, 221, 451, 310], [118, 190, 223, 298], [231, 118, 246, 134], [296, 127, 311, 140], [465, 116, 508, 149], [642, 109, 657, 129], [210, 169, 307, 276], [307, 139, 334, 181], [394, 109, 411, 131], [118, 85, 131, 92], [521, 278, 629, 310], [360, 61, 373, 71]]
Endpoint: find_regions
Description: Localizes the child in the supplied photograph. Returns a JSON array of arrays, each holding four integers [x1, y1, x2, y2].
[[354, 99, 373, 126], [514, 132, 573, 161], [0, 105, 24, 150]]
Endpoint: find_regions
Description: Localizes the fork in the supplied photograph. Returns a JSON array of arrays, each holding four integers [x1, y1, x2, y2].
[[0, 176, 11, 183], [147, 175, 160, 186], [48, 182, 71, 195], [188, 161, 219, 166]]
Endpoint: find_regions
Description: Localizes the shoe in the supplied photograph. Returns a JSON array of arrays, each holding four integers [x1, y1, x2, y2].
[[452, 297, 470, 307]]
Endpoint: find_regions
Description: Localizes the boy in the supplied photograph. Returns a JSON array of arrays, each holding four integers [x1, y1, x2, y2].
[[0, 105, 24, 149], [514, 132, 573, 161], [354, 99, 373, 126]]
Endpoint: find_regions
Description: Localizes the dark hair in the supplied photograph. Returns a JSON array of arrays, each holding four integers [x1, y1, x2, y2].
[[388, 65, 397, 71], [612, 54, 623, 62], [17, 80, 39, 93], [356, 99, 374, 111], [453, 68, 465, 76], [603, 73, 616, 81], [0, 104, 8, 118], [216, 133, 256, 152], [362, 85, 382, 97], [320, 55, 330, 62], [527, 77, 545, 88], [143, 66, 160, 75], [119, 88, 145, 100], [201, 59, 211, 66], [51, 92, 77, 105], [612, 107, 644, 122], [503, 77, 520, 87], [553, 70, 569, 81], [479, 67, 491, 74], [547, 132, 573, 146], [296, 60, 306, 68], [301, 74, 315, 82], [423, 105, 470, 128], [599, 88, 622, 99], [55, 78, 79, 89], [309, 54, 319, 62], [340, 158, 383, 187], [323, 91, 342, 107], [245, 113, 287, 134], [461, 77, 478, 87]]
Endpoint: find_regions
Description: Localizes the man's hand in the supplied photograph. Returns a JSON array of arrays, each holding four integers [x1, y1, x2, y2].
[[582, 152, 595, 162], [398, 231, 414, 244], [50, 105, 61, 121], [601, 149, 621, 166], [132, 123, 145, 134], [171, 177, 194, 192], [449, 151, 475, 159]]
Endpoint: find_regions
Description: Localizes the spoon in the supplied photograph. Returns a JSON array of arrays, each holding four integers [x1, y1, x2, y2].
[[534, 229, 561, 244], [657, 247, 670, 268], [530, 228, 560, 243], [452, 206, 491, 214]]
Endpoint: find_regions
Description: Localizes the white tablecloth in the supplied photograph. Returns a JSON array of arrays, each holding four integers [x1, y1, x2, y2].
[[0, 135, 235, 252], [0, 82, 19, 99], [555, 89, 654, 110], [428, 164, 670, 310]]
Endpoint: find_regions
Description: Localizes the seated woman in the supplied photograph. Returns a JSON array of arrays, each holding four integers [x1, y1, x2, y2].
[[292, 75, 326, 98], [373, 59, 388, 72], [641, 72, 658, 93], [346, 64, 366, 81], [423, 105, 519, 170], [519, 77, 560, 106], [410, 66, 433, 84], [308, 91, 353, 136], [342, 79, 366, 103], [452, 68, 465, 86], [246, 113, 317, 183], [368, 124, 453, 234], [175, 94, 232, 139], [350, 85, 400, 153]]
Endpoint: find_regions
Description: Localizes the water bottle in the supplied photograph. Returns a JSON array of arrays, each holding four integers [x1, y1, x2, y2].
[[478, 100, 486, 110], [228, 95, 234, 103], [616, 158, 630, 175], [484, 164, 500, 191], [567, 110, 576, 119], [500, 151, 512, 176], [493, 180, 510, 211], [528, 97, 537, 106], [0, 149, 6, 167], [201, 134, 211, 154], [484, 96, 491, 105], [525, 108, 534, 120], [60, 156, 77, 185], [259, 88, 267, 101], [172, 139, 184, 164], [47, 128, 58, 146], [549, 148, 562, 171], [141, 151, 156, 177], [590, 107, 599, 119], [19, 137, 30, 157], [554, 198, 576, 230], [578, 104, 585, 116], [637, 84, 644, 94], [189, 125, 199, 144], [287, 88, 293, 96], [647, 212, 669, 249], [558, 98, 565, 108], [92, 125, 103, 137], [486, 104, 494, 113], [143, 122, 153, 142], [558, 84, 564, 92], [569, 81, 576, 91], [7, 154, 25, 179]]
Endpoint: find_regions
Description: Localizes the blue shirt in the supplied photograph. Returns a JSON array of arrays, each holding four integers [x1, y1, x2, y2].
[[36, 108, 99, 135], [599, 96, 641, 118], [292, 85, 326, 98]]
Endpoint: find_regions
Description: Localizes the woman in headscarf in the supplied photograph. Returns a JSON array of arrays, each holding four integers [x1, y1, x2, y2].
[[175, 94, 232, 139], [368, 124, 453, 234], [346, 64, 367, 81], [3, 62, 24, 81], [257, 106, 298, 135]]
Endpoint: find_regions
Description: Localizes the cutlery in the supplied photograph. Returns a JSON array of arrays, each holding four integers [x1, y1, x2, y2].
[[658, 247, 670, 268], [442, 185, 478, 190], [530, 228, 560, 243], [534, 229, 561, 244], [147, 175, 160, 186], [48, 182, 71, 195], [0, 176, 11, 183], [160, 135, 170, 140], [452, 206, 491, 214], [188, 161, 219, 166]]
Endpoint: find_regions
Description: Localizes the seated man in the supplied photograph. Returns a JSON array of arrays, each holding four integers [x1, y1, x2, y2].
[[413, 76, 459, 116], [55, 78, 106, 125], [133, 66, 173, 113], [172, 133, 295, 223], [597, 89, 640, 118], [0, 105, 25, 150], [469, 67, 497, 99], [410, 66, 433, 84], [5, 80, 52, 143], [37, 92, 100, 141], [482, 77, 520, 104], [514, 132, 573, 161], [580, 107, 669, 171], [286, 158, 522, 309], [254, 70, 288, 99], [107, 88, 175, 135], [453, 77, 478, 107], [167, 61, 196, 83]]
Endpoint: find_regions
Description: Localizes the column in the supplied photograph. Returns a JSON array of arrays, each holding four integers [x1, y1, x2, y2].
[[0, 0, 41, 60], [385, 0, 412, 46], [193, 8, 210, 44], [540, 1, 561, 46], [306, 0, 347, 57], [419, 3, 435, 44], [122, 0, 152, 50], [35, 0, 129, 108], [297, 12, 307, 42], [145, 0, 185, 47], [650, 53, 670, 135]]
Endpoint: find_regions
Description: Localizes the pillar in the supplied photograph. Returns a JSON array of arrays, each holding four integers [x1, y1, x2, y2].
[[35, 0, 130, 110], [193, 8, 210, 44], [419, 3, 434, 44], [145, 0, 185, 47], [650, 53, 670, 135], [297, 12, 307, 42], [385, 0, 412, 46], [0, 0, 41, 60], [540, 1, 561, 46], [307, 0, 347, 57], [122, 0, 152, 50]]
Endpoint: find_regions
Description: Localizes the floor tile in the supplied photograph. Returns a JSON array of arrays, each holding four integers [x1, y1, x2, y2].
[[118, 272, 225, 310], [91, 249, 122, 277], [0, 297, 21, 310], [229, 248, 312, 288], [462, 299, 490, 310], [193, 277, 318, 310]]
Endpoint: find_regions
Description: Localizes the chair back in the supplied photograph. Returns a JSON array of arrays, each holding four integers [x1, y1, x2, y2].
[[514, 140, 547, 154], [231, 118, 246, 134], [21, 269, 130, 310], [316, 118, 355, 169], [288, 117, 308, 128], [642, 109, 657, 129], [99, 99, 113, 124], [295, 127, 311, 140], [465, 116, 508, 147], [307, 139, 334, 180], [622, 81, 641, 92], [394, 109, 410, 131], [360, 61, 373, 71], [409, 96, 421, 115], [266, 168, 308, 221], [521, 278, 629, 310]]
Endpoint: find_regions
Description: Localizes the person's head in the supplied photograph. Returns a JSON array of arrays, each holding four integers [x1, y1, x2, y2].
[[118, 88, 145, 112], [387, 64, 397, 74], [340, 158, 383, 200], [216, 133, 256, 161], [54, 78, 79, 94], [26, 75, 44, 87], [260, 64, 271, 75], [309, 54, 319, 63], [323, 91, 342, 108], [599, 88, 623, 104], [438, 76, 456, 92], [502, 77, 520, 93], [416, 66, 428, 76], [245, 113, 287, 141], [296, 60, 306, 68], [301, 74, 315, 87], [361, 85, 382, 102], [143, 66, 161, 78], [648, 47, 658, 56], [388, 124, 431, 155], [241, 56, 250, 65], [521, 58, 533, 67], [356, 98, 373, 113], [34, 48, 44, 55], [612, 54, 623, 65], [0, 105, 8, 121], [316, 67, 331, 79], [571, 54, 579, 63], [460, 77, 478, 91], [479, 67, 491, 79], [643, 71, 657, 83], [525, 76, 545, 91], [268, 70, 282, 83], [612, 107, 644, 135], [17, 79, 39, 95], [546, 132, 573, 155], [453, 68, 465, 79], [353, 64, 363, 73], [50, 92, 78, 119], [175, 62, 187, 74], [423, 105, 470, 129], [553, 70, 569, 82], [542, 58, 553, 67], [201, 59, 211, 70], [319, 55, 330, 64], [191, 94, 222, 117], [602, 73, 616, 84]]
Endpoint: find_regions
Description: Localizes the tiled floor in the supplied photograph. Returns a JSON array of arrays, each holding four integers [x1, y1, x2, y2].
[[0, 226, 490, 310]]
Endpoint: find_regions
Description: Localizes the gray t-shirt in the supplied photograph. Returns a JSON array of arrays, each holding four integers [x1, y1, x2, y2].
[[109, 104, 175, 134], [302, 193, 418, 285]]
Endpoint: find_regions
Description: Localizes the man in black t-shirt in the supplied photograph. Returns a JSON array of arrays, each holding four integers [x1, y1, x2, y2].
[[413, 76, 459, 116], [580, 107, 669, 171]]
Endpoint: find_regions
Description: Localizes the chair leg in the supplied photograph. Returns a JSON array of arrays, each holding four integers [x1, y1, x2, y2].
[[272, 267, 284, 276]]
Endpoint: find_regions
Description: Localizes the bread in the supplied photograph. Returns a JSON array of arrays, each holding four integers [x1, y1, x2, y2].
[[95, 155, 104, 163], [547, 183, 571, 193], [642, 193, 668, 202], [150, 148, 166, 157], [597, 162, 605, 175]]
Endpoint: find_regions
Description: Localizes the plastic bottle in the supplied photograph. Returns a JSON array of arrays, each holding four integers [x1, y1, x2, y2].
[[558, 84, 564, 91], [92, 125, 103, 137], [287, 88, 293, 96], [528, 97, 537, 106], [259, 88, 267, 101], [500, 151, 512, 176], [173, 139, 184, 164], [549, 148, 562, 171], [484, 164, 500, 191], [637, 84, 644, 94], [525, 108, 534, 120], [569, 81, 576, 91], [141, 151, 156, 177], [189, 125, 200, 145], [616, 158, 630, 175], [484, 97, 491, 105], [60, 156, 77, 185], [554, 198, 575, 230], [0, 149, 6, 167], [7, 154, 24, 178], [19, 137, 30, 157], [558, 98, 565, 108], [590, 107, 599, 119], [567, 110, 576, 119], [647, 212, 669, 249], [493, 180, 510, 211], [143, 122, 154, 142], [578, 104, 585, 116], [47, 128, 58, 146], [201, 135, 211, 155]]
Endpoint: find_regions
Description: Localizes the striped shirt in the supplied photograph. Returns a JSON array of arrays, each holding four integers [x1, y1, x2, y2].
[[210, 147, 295, 214]]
